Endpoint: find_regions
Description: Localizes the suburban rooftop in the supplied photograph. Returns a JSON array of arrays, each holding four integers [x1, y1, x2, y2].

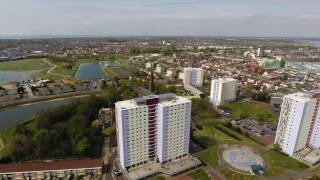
[[0, 159, 103, 174]]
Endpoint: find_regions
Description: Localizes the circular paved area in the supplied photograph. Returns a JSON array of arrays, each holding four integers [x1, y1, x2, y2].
[[223, 147, 264, 173]]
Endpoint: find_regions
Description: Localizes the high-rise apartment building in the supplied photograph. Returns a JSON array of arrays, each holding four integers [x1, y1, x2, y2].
[[309, 92, 320, 149], [115, 94, 191, 169], [257, 47, 265, 57], [275, 92, 320, 156], [183, 68, 203, 87], [210, 78, 237, 106]]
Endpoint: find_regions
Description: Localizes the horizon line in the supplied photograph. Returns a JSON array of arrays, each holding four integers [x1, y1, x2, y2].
[[0, 34, 320, 40]]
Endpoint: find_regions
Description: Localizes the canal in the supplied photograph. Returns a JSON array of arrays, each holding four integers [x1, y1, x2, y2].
[[0, 98, 75, 130]]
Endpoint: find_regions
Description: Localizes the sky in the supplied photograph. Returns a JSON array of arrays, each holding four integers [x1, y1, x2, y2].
[[1, 0, 320, 37]]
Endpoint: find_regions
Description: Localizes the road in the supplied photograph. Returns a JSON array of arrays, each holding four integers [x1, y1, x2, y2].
[[102, 134, 124, 180]]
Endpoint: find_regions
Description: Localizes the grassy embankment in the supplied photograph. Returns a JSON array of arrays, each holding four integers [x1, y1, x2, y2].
[[262, 149, 309, 176]]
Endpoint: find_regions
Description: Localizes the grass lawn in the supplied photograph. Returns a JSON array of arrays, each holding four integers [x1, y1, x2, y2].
[[221, 101, 278, 122], [198, 145, 219, 167], [149, 176, 166, 180], [187, 168, 211, 180], [194, 122, 263, 170], [193, 122, 263, 149], [262, 149, 309, 176], [0, 59, 50, 71], [221, 169, 255, 180]]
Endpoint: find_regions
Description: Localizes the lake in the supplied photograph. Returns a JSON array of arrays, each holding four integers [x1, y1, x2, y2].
[[0, 70, 39, 85], [75, 63, 106, 81], [0, 98, 74, 130]]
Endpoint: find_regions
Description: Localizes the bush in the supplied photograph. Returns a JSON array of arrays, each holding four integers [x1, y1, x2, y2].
[[215, 124, 242, 141]]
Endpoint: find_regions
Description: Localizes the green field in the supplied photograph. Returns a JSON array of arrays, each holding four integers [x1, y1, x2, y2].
[[262, 149, 309, 176], [220, 101, 278, 122], [187, 168, 211, 180], [149, 176, 166, 180], [194, 122, 263, 170], [193, 122, 263, 149], [198, 145, 219, 167], [0, 59, 50, 71], [221, 169, 255, 180]]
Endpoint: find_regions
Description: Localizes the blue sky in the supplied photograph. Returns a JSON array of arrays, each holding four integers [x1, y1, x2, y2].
[[1, 0, 320, 37]]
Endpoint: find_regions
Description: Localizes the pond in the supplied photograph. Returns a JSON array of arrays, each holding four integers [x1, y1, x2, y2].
[[0, 98, 74, 130], [75, 63, 106, 81], [0, 70, 40, 85]]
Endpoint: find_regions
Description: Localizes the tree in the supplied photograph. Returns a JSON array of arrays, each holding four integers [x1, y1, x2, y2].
[[75, 137, 89, 156], [33, 129, 50, 158]]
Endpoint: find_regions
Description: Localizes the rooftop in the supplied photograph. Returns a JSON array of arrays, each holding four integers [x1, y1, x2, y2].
[[285, 92, 315, 102], [212, 78, 237, 83], [0, 159, 103, 174], [115, 93, 190, 109]]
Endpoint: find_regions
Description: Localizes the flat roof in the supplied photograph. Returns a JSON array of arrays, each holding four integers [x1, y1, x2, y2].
[[285, 92, 314, 103], [0, 159, 103, 174], [212, 78, 237, 83], [115, 93, 190, 109]]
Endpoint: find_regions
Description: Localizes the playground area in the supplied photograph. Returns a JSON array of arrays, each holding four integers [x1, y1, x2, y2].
[[222, 146, 265, 174]]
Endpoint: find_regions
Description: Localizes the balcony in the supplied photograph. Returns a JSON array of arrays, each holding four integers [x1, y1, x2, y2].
[[149, 122, 156, 126], [149, 148, 156, 153]]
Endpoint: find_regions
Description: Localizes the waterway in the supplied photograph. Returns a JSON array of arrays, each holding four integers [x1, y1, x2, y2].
[[75, 63, 106, 81], [0, 98, 74, 130]]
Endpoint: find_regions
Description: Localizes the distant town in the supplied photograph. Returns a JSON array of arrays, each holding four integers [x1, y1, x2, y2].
[[0, 37, 320, 180]]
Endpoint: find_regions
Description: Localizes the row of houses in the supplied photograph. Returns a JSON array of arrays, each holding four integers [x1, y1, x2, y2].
[[0, 159, 103, 180]]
